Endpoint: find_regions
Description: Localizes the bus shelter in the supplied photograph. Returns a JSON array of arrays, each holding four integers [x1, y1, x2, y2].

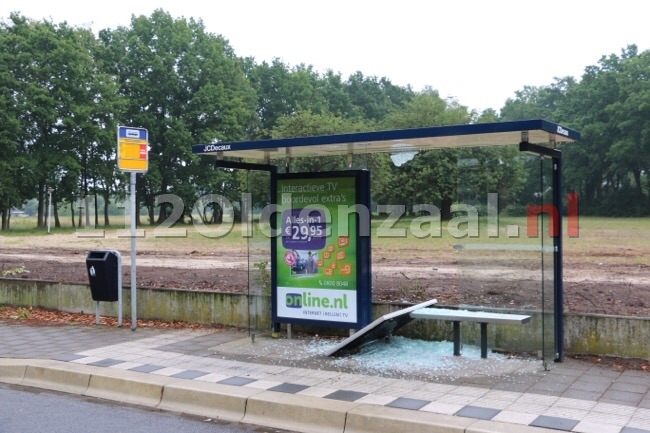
[[192, 119, 580, 366]]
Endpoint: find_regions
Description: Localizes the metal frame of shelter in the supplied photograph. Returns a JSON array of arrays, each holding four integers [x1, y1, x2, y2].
[[193, 119, 580, 362]]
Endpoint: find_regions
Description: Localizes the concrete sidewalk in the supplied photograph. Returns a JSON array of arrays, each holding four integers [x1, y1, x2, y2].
[[1, 322, 649, 433]]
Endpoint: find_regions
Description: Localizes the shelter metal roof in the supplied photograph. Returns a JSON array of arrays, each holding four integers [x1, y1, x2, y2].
[[192, 119, 579, 161]]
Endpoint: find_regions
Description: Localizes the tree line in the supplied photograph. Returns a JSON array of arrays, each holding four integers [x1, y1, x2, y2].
[[1, 10, 648, 230]]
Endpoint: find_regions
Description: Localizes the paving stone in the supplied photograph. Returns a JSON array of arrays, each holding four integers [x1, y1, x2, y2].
[[618, 372, 650, 384], [243, 380, 283, 390], [490, 380, 534, 393], [550, 365, 590, 376], [296, 386, 339, 398], [530, 415, 579, 431], [386, 397, 430, 410], [585, 367, 622, 379], [600, 390, 644, 405], [553, 397, 597, 411], [610, 382, 650, 394], [170, 370, 208, 380], [592, 402, 637, 416], [543, 405, 589, 420], [268, 383, 310, 394], [491, 410, 538, 425], [87, 358, 125, 367], [572, 380, 613, 393], [355, 394, 400, 406], [470, 397, 513, 410], [578, 374, 617, 384], [217, 376, 257, 386], [324, 390, 367, 402], [582, 410, 631, 426], [573, 420, 624, 433], [455, 405, 501, 420], [530, 380, 571, 394], [129, 364, 165, 373], [621, 427, 650, 433], [561, 389, 604, 401]]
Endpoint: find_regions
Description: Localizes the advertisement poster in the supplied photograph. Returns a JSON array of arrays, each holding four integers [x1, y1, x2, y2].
[[272, 171, 370, 328]]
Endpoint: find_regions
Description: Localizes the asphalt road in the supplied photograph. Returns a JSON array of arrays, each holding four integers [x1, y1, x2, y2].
[[0, 385, 291, 433]]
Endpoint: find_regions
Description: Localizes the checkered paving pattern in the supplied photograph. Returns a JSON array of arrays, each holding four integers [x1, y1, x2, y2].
[[39, 330, 650, 433], [3, 323, 650, 432]]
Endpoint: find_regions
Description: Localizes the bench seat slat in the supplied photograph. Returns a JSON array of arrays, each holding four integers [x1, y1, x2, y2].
[[410, 308, 531, 325]]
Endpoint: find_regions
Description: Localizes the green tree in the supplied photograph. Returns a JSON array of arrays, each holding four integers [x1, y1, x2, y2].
[[561, 47, 633, 214], [345, 71, 412, 122], [1, 15, 106, 229], [246, 59, 331, 139], [271, 109, 369, 171], [605, 47, 650, 212], [0, 18, 25, 229], [500, 77, 576, 122], [98, 9, 257, 225], [379, 89, 473, 218]]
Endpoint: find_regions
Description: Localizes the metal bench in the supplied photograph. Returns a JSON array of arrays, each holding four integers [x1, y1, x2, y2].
[[409, 308, 531, 358]]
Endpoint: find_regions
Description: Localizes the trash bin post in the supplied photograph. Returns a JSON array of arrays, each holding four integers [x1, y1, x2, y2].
[[115, 250, 122, 327]]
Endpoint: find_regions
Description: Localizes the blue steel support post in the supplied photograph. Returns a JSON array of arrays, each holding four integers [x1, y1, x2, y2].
[[356, 170, 372, 328], [553, 155, 564, 362]]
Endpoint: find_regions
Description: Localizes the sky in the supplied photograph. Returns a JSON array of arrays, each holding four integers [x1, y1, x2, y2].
[[2, 0, 649, 112]]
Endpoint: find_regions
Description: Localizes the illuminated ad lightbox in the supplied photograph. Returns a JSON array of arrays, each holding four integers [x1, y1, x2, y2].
[[271, 171, 371, 329]]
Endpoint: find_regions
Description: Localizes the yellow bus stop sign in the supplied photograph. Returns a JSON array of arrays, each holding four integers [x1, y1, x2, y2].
[[118, 126, 148, 172]]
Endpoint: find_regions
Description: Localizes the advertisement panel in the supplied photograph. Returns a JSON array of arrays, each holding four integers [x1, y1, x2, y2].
[[272, 171, 371, 329]]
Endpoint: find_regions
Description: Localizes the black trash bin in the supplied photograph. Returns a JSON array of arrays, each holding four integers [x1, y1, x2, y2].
[[86, 251, 119, 302]]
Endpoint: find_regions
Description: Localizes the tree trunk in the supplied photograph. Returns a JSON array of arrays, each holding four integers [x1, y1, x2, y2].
[[37, 182, 45, 228], [157, 202, 168, 225], [94, 192, 99, 227], [156, 184, 168, 224], [633, 168, 643, 196], [440, 197, 453, 221], [1, 209, 7, 230], [54, 193, 61, 228], [147, 201, 154, 226], [103, 192, 110, 226], [70, 203, 76, 228], [84, 195, 91, 228]]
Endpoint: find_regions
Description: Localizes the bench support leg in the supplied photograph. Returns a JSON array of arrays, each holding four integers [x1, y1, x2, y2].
[[453, 321, 460, 356], [480, 323, 488, 359]]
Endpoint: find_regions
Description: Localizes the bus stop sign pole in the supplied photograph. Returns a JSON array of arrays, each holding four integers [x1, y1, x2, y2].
[[130, 171, 137, 330], [117, 125, 148, 331]]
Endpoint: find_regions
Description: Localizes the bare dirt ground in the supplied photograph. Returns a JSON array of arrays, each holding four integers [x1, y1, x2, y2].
[[1, 230, 650, 316]]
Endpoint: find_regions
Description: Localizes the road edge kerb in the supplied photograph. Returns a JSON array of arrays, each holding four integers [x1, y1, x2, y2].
[[466, 419, 558, 432], [0, 359, 562, 433], [86, 368, 179, 407], [345, 404, 475, 433], [0, 359, 27, 384], [22, 360, 94, 395], [159, 381, 264, 423], [243, 391, 359, 433]]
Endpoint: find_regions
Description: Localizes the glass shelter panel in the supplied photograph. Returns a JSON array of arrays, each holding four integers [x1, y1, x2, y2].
[[453, 146, 557, 367], [540, 156, 557, 366], [246, 171, 272, 336]]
